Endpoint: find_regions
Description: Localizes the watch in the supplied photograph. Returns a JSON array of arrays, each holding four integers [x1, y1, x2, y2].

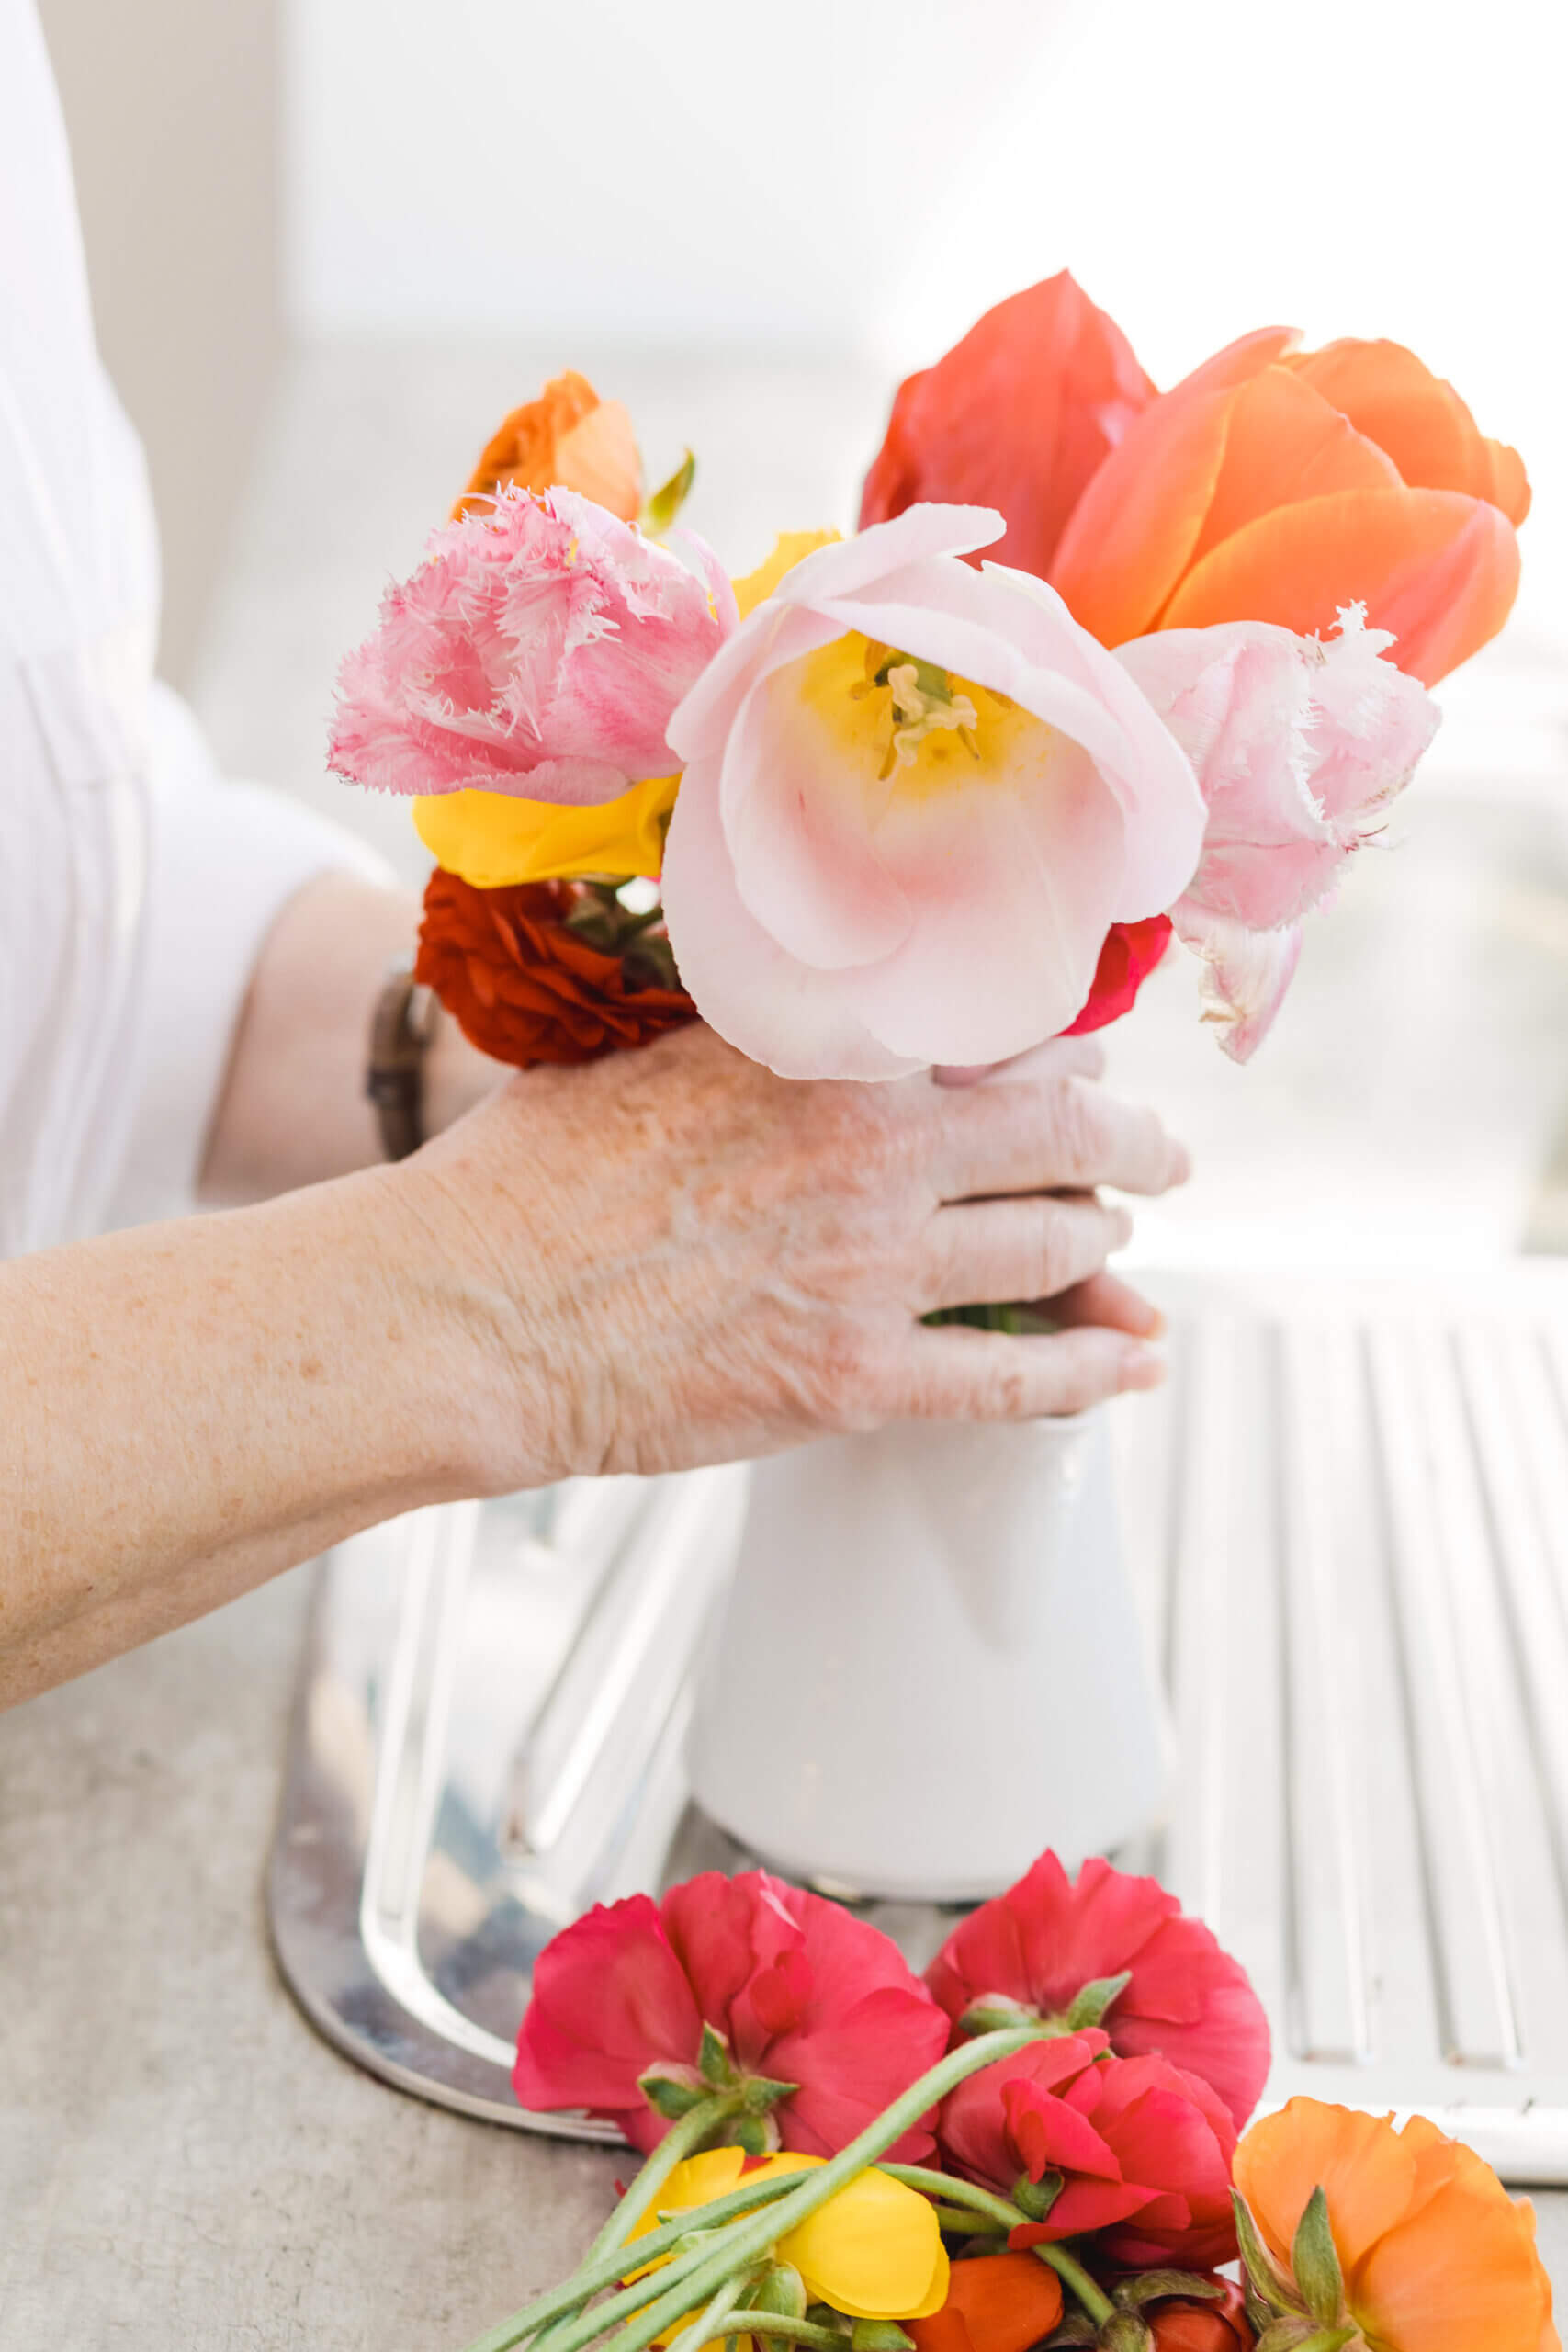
[[367, 958, 439, 1161]]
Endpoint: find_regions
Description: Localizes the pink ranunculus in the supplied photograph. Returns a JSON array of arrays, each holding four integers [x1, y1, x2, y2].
[[939, 2041, 1239, 2271], [659, 505, 1207, 1080], [328, 485, 736, 804], [1115, 604, 1440, 1061], [513, 1870, 950, 2158], [925, 1850, 1269, 2132]]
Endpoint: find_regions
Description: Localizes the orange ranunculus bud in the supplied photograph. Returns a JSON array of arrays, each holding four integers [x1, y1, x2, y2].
[[1140, 2277, 1256, 2348], [1050, 329, 1528, 685], [1234, 2098, 1560, 2352], [859, 272, 1157, 581], [453, 369, 642, 522], [905, 2250, 1064, 2352]]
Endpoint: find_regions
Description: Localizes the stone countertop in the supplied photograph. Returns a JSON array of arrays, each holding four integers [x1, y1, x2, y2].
[[4, 1569, 1568, 2349]]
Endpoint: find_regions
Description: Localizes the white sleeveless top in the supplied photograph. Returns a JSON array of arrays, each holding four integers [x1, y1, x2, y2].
[[0, 0, 383, 1255]]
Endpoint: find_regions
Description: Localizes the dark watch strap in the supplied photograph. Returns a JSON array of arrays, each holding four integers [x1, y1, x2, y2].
[[367, 960, 438, 1161]]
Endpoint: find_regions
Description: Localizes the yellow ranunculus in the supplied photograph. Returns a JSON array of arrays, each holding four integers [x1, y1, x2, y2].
[[412, 775, 678, 888], [731, 532, 842, 621], [625, 2148, 948, 2333]]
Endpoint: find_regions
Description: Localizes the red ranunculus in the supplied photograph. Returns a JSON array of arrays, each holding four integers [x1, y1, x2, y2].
[[940, 2041, 1239, 2271], [1061, 917, 1173, 1037], [925, 1851, 1269, 2132], [513, 1871, 949, 2157], [859, 273, 1156, 581]]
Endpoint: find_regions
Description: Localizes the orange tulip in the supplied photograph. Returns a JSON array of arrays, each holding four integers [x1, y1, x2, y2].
[[453, 368, 641, 523], [1051, 332, 1528, 684], [1233, 2098, 1560, 2352], [906, 2250, 1064, 2352]]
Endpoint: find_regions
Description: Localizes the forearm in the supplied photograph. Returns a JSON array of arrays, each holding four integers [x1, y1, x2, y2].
[[0, 1161, 527, 1704], [200, 871, 501, 1202]]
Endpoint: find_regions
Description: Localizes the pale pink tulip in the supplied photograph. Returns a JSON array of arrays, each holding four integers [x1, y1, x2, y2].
[[659, 505, 1207, 1080], [1115, 605, 1439, 1060], [329, 486, 735, 803]]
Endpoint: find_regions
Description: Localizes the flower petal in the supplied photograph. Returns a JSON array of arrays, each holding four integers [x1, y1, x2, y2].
[[1156, 486, 1521, 686], [1170, 908, 1303, 1064], [1049, 327, 1301, 644], [412, 775, 678, 886], [1233, 2098, 1419, 2275], [1184, 364, 1402, 572], [780, 2165, 950, 2319], [859, 271, 1157, 580], [660, 751, 923, 1080], [512, 1893, 702, 2143], [1282, 336, 1526, 516], [906, 2250, 1064, 2352], [1352, 2136, 1555, 2352]]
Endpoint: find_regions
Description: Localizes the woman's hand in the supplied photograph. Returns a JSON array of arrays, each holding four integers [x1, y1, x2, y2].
[[402, 1023, 1188, 1487]]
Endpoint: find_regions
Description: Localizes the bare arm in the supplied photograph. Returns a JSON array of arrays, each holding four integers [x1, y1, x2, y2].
[[1, 1026, 1184, 1709], [199, 870, 500, 1201]]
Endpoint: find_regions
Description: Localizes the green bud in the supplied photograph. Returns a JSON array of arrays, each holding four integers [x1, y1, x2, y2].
[[1010, 2168, 1063, 2223], [850, 2324, 913, 2352], [731, 2113, 779, 2158], [1251, 2324, 1359, 2352], [1063, 1971, 1134, 2033], [642, 449, 696, 537], [752, 2266, 808, 2322], [1291, 2188, 1347, 2328]]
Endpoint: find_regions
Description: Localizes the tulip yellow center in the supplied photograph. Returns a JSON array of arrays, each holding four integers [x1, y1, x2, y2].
[[788, 629, 1047, 800]]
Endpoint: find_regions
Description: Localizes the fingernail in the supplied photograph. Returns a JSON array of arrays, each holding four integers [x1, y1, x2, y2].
[[1118, 1341, 1167, 1390], [1141, 1305, 1168, 1339], [1168, 1141, 1192, 1185], [1111, 1204, 1134, 1247]]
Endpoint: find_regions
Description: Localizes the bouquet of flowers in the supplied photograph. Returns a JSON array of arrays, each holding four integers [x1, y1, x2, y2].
[[447, 1848, 1556, 2352], [331, 272, 1529, 1080]]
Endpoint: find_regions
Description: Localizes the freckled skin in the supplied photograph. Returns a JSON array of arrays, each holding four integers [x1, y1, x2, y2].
[[0, 1024, 1184, 1706]]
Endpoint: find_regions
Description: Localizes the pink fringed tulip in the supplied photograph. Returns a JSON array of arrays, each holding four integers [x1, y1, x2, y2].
[[926, 1850, 1270, 2132], [329, 485, 735, 803], [1116, 605, 1439, 1060], [660, 505, 1207, 1079], [513, 1870, 949, 2159]]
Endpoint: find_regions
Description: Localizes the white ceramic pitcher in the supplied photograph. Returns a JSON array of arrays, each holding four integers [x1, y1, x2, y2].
[[686, 1408, 1170, 1901]]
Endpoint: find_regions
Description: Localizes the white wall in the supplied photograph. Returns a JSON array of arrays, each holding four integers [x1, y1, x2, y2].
[[288, 0, 1565, 624]]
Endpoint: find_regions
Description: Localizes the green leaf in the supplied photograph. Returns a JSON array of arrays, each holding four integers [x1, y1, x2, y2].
[[638, 2067, 709, 2121], [1233, 2189, 1309, 2317], [643, 448, 696, 536], [1112, 2270, 1225, 2310], [1064, 1971, 1134, 2032], [1292, 2188, 1346, 2327], [741, 2073, 799, 2115], [850, 2325, 914, 2352], [698, 2024, 739, 2087]]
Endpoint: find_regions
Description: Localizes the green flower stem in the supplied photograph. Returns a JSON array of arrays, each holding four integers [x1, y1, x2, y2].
[[585, 2095, 750, 2267], [1028, 2246, 1113, 2330], [459, 2098, 772, 2352], [881, 2166, 1114, 2331], [680, 2324, 846, 2351], [878, 2169, 1021, 2233], [928, 2206, 1007, 2238], [577, 2027, 1051, 2352], [668, 2272, 753, 2352]]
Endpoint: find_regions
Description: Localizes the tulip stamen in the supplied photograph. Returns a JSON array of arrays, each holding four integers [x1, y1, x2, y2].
[[875, 659, 980, 781]]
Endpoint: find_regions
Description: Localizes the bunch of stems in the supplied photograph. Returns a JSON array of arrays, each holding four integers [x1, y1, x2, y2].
[[460, 2027, 1118, 2352]]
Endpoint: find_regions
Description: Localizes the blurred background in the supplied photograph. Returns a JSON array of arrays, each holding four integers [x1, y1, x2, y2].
[[39, 0, 1568, 1269]]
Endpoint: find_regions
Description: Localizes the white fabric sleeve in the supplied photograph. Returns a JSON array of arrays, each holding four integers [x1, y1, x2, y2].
[[104, 683, 397, 1229]]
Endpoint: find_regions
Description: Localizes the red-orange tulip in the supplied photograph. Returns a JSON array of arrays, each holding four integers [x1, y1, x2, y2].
[[859, 272, 1156, 580], [1051, 331, 1528, 685]]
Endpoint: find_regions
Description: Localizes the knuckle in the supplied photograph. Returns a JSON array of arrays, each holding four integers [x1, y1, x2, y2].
[[1051, 1076, 1105, 1181]]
